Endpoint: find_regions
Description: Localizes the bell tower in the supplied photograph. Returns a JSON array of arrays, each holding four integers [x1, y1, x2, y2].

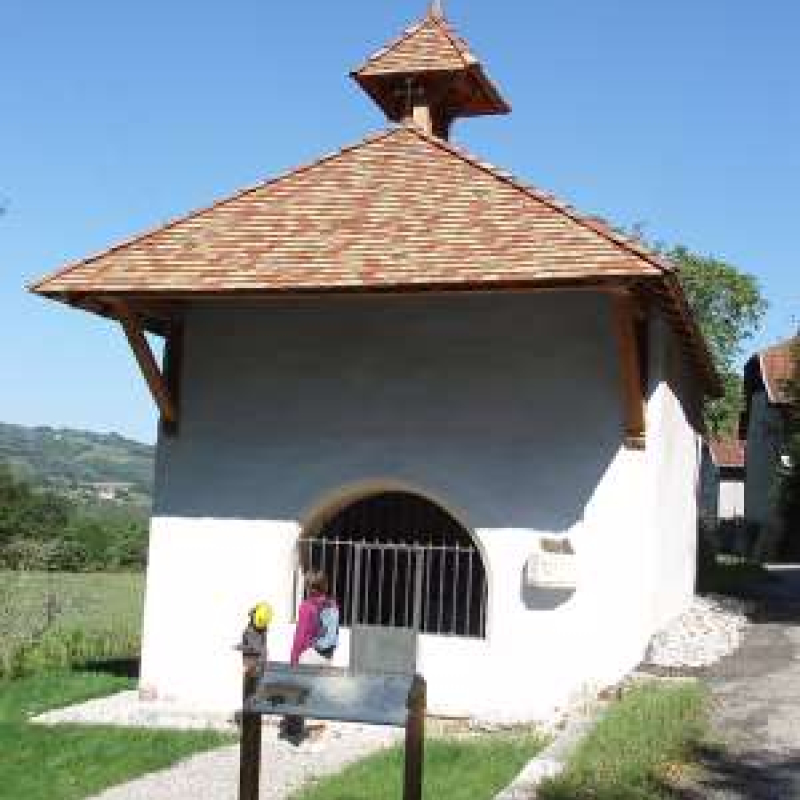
[[351, 3, 510, 140]]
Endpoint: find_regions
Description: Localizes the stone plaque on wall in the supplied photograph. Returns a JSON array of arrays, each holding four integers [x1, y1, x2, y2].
[[524, 538, 578, 590]]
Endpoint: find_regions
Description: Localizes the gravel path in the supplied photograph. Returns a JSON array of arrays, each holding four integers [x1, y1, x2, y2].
[[33, 691, 401, 800], [676, 567, 800, 799], [35, 690, 234, 730], [89, 721, 401, 800]]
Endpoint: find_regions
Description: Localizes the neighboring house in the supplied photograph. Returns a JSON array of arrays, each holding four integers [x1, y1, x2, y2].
[[29, 6, 719, 721], [742, 337, 797, 558], [701, 439, 746, 523], [90, 481, 133, 502]]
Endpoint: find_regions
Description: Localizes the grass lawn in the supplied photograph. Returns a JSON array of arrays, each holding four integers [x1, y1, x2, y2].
[[291, 732, 546, 800], [0, 671, 234, 800], [538, 681, 707, 800]]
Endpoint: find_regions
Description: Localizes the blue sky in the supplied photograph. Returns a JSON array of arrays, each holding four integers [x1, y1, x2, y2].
[[1, 0, 797, 443]]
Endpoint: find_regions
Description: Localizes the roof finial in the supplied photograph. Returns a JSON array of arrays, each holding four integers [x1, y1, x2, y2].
[[429, 0, 445, 19]]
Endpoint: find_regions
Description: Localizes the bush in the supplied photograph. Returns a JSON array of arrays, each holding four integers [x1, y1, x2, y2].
[[5, 627, 141, 678], [0, 571, 143, 678]]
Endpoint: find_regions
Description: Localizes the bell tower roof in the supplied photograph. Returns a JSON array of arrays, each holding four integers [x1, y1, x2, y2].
[[351, 4, 510, 139]]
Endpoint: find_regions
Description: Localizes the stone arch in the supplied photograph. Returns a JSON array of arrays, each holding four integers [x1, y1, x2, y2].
[[297, 481, 490, 639]]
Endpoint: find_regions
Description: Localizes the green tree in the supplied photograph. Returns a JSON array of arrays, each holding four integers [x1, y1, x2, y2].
[[0, 461, 147, 571], [670, 245, 768, 435]]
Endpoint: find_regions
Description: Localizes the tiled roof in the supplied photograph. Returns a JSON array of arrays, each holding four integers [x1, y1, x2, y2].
[[760, 338, 798, 405], [30, 123, 718, 394], [355, 12, 477, 77], [351, 10, 509, 122], [709, 439, 746, 469], [31, 125, 669, 295]]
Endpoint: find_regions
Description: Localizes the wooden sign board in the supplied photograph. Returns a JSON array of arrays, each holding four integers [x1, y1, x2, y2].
[[245, 664, 416, 727], [238, 665, 426, 800]]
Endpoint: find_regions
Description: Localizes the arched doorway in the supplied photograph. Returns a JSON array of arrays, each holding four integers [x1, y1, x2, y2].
[[297, 491, 488, 638]]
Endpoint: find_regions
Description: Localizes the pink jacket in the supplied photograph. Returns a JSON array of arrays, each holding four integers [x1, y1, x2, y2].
[[290, 594, 326, 665]]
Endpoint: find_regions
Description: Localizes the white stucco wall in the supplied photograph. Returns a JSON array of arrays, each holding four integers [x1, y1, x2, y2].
[[139, 291, 700, 721], [643, 315, 701, 631], [699, 446, 745, 524], [719, 479, 745, 519]]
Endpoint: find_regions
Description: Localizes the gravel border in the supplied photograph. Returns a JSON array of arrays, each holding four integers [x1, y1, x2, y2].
[[86, 722, 401, 800]]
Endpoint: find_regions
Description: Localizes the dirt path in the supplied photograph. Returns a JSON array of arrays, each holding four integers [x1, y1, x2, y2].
[[681, 568, 800, 799]]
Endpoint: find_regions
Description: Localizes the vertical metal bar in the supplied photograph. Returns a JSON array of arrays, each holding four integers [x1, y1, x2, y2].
[[404, 546, 412, 628], [424, 544, 432, 635], [364, 545, 372, 625], [320, 537, 328, 582], [391, 545, 399, 626], [352, 543, 363, 627], [451, 543, 460, 636], [332, 540, 340, 610], [465, 549, 474, 638], [413, 547, 424, 633], [344, 543, 353, 627], [378, 546, 385, 625], [437, 545, 445, 634]]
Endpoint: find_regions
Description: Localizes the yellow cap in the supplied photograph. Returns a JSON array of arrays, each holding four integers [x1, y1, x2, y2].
[[251, 602, 273, 631]]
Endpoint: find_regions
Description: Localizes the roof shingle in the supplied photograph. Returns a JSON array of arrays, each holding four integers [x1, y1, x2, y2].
[[760, 338, 798, 406], [351, 10, 509, 124], [31, 125, 665, 295], [355, 14, 477, 76], [30, 123, 719, 395], [709, 439, 746, 469]]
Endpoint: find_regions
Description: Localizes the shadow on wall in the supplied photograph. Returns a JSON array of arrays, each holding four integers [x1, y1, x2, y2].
[[151, 292, 651, 531]]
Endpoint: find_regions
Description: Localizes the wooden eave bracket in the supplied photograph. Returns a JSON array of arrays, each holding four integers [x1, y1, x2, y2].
[[612, 291, 646, 450], [109, 300, 178, 429]]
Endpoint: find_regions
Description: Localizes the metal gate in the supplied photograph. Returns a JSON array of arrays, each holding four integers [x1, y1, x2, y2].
[[295, 537, 488, 639]]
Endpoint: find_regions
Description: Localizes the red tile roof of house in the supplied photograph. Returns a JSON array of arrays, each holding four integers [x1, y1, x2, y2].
[[760, 338, 798, 405], [709, 439, 746, 469], [29, 123, 719, 393]]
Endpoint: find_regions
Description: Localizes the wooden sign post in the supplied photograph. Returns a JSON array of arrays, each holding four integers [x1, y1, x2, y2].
[[238, 672, 262, 800], [238, 665, 425, 800], [403, 676, 426, 800]]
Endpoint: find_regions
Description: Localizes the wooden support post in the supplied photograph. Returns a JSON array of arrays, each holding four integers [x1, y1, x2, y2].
[[110, 301, 177, 427], [403, 675, 426, 800], [239, 672, 262, 800], [612, 291, 646, 450], [161, 321, 184, 436]]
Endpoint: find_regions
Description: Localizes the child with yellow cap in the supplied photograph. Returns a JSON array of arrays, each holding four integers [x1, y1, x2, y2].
[[239, 601, 273, 677]]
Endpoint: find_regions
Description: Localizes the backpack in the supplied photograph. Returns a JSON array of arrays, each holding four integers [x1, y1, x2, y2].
[[313, 600, 339, 654]]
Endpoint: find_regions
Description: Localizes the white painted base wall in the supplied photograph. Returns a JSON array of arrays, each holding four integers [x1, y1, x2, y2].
[[139, 294, 700, 721], [140, 509, 657, 721]]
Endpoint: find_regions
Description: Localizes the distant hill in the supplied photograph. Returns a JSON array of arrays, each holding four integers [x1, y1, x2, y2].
[[0, 422, 154, 501]]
